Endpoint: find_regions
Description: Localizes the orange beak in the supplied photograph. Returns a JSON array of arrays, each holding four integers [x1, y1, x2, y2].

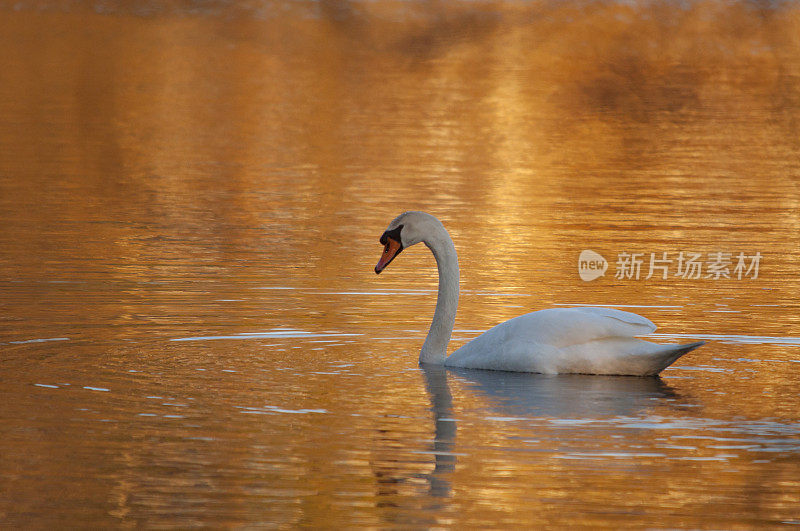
[[375, 237, 403, 274]]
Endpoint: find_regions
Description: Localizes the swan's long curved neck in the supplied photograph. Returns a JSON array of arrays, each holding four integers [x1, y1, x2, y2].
[[419, 225, 459, 365]]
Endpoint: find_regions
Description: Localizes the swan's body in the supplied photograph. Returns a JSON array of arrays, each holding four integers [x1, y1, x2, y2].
[[375, 211, 704, 376]]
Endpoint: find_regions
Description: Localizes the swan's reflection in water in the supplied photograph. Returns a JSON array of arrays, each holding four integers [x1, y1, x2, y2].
[[420, 365, 457, 499], [370, 368, 688, 525], [446, 368, 679, 419], [417, 366, 682, 502]]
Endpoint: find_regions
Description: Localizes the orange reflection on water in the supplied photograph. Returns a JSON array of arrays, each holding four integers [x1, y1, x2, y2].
[[1, 1, 799, 528]]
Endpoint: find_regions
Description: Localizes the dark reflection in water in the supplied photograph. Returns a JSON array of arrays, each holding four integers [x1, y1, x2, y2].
[[421, 365, 457, 500], [448, 368, 679, 419], [419, 366, 683, 499]]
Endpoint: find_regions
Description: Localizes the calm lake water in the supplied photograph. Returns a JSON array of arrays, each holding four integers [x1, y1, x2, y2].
[[1, 0, 800, 527]]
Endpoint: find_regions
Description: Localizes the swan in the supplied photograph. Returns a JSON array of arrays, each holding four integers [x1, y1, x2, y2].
[[374, 211, 705, 376]]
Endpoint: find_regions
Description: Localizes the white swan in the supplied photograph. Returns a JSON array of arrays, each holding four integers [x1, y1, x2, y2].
[[374, 211, 704, 376]]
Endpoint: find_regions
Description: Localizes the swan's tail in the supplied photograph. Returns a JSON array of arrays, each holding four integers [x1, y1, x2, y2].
[[644, 340, 706, 376]]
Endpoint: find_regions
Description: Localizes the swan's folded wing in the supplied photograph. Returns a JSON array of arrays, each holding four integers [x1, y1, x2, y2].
[[574, 307, 656, 335], [514, 307, 657, 348]]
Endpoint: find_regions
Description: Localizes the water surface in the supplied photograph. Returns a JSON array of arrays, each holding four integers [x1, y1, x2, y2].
[[1, 1, 799, 527]]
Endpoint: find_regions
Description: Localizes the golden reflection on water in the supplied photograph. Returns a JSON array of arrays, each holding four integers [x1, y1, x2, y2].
[[1, 0, 799, 527]]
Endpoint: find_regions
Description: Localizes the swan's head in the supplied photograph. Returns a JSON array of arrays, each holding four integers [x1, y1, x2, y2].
[[374, 211, 441, 274]]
